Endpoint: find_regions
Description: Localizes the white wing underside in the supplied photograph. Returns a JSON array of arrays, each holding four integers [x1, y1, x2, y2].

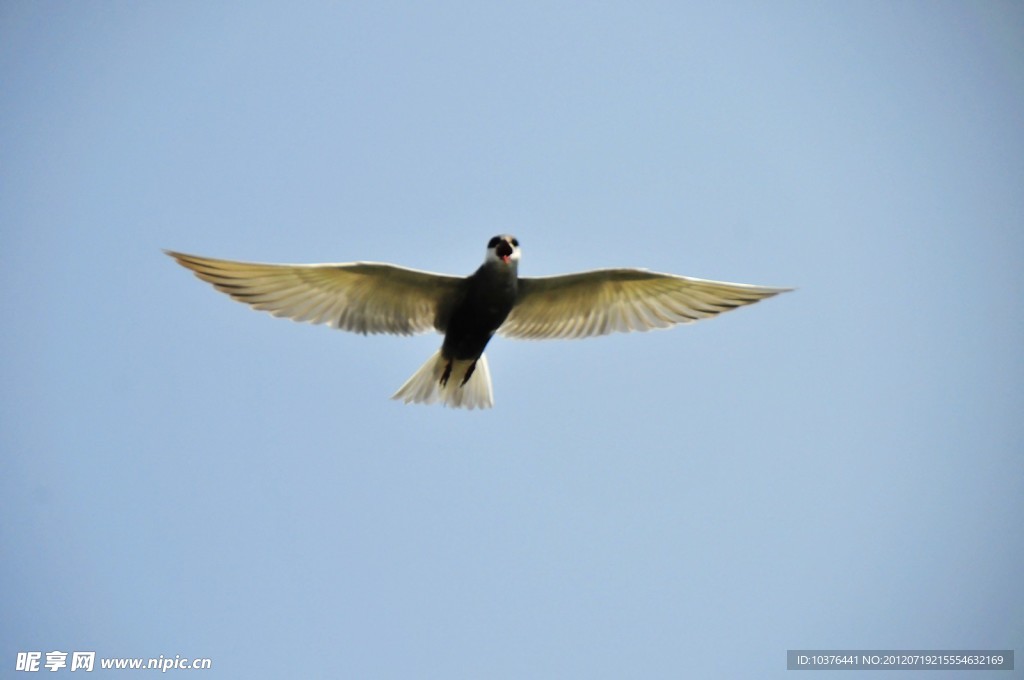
[[166, 251, 461, 335], [168, 252, 789, 342], [499, 269, 791, 340]]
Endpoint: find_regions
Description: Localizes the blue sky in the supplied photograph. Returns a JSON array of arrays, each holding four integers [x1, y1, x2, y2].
[[2, 2, 1022, 678]]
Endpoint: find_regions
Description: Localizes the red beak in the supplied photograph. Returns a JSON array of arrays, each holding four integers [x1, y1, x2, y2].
[[496, 240, 514, 263]]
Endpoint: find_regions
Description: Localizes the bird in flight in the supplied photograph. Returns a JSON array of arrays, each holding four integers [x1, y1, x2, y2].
[[167, 236, 789, 409]]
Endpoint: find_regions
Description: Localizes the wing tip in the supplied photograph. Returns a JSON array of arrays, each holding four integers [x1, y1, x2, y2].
[[767, 285, 796, 295], [164, 248, 199, 267]]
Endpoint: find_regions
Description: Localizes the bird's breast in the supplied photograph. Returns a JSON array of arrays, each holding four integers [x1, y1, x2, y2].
[[440, 268, 518, 359]]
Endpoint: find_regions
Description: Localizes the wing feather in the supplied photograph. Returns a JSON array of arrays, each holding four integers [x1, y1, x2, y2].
[[166, 250, 461, 335], [500, 268, 790, 340]]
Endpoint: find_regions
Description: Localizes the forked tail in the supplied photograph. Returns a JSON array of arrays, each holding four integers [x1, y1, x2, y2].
[[391, 349, 494, 409]]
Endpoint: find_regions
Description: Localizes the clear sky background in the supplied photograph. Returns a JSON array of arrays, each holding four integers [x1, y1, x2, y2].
[[2, 2, 1022, 678]]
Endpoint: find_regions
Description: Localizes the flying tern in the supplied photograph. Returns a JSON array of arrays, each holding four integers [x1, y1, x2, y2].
[[167, 236, 790, 409]]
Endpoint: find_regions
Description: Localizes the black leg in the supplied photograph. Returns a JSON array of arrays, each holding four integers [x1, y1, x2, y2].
[[460, 360, 477, 386], [439, 359, 453, 387]]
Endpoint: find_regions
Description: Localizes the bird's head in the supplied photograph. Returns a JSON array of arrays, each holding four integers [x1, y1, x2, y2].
[[485, 235, 521, 266]]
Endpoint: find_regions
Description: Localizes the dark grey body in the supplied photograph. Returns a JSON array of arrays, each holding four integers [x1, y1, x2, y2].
[[438, 262, 518, 384]]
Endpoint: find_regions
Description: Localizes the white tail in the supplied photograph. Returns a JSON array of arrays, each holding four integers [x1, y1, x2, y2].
[[391, 349, 494, 409]]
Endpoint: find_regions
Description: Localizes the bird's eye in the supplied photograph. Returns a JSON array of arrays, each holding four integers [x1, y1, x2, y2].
[[487, 236, 500, 249], [511, 238, 519, 247]]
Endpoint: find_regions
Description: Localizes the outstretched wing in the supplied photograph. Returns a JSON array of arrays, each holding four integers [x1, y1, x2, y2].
[[499, 269, 790, 340], [166, 251, 462, 335]]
